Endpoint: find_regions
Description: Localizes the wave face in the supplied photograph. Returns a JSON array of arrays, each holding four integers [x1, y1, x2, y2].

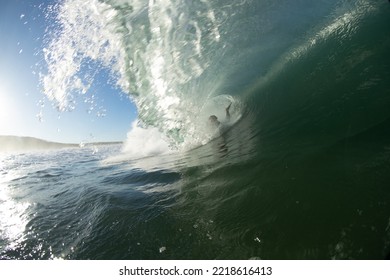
[[21, 0, 390, 259]]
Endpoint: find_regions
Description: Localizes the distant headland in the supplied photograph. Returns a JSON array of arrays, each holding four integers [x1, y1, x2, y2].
[[0, 135, 122, 152]]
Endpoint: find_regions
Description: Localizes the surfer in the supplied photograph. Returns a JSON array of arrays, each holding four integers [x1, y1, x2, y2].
[[208, 102, 231, 128], [208, 102, 232, 156]]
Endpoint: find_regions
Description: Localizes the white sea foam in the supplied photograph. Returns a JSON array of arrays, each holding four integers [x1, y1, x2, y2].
[[122, 120, 171, 158]]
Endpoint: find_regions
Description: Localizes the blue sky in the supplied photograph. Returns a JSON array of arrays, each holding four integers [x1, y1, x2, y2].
[[0, 0, 137, 143]]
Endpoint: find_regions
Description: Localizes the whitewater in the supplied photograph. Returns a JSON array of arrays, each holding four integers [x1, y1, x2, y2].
[[1, 0, 390, 259]]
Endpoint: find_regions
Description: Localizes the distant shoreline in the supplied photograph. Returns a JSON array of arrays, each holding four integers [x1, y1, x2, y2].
[[79, 141, 123, 147], [0, 135, 122, 152]]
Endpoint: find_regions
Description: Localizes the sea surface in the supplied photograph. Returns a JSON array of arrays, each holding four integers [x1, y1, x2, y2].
[[1, 0, 390, 259]]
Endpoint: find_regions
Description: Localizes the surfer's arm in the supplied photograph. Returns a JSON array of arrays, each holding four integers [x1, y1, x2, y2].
[[225, 103, 231, 121]]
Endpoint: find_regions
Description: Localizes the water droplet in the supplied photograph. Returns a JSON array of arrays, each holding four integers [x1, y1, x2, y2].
[[159, 246, 166, 253], [36, 112, 43, 122]]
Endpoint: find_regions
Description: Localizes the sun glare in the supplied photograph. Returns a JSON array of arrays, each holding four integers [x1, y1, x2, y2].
[[0, 84, 17, 134]]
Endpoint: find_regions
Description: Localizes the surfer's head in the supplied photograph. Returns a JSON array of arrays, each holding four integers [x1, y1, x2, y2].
[[209, 115, 220, 126]]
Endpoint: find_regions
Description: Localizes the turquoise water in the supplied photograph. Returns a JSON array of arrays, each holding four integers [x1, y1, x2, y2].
[[1, 0, 390, 259]]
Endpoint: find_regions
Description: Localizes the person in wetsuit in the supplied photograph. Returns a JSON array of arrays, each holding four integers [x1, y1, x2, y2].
[[208, 103, 231, 127]]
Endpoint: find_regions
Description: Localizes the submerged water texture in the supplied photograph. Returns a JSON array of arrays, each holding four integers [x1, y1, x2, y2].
[[1, 0, 390, 259]]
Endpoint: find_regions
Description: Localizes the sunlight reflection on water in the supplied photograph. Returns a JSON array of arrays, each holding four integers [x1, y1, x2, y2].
[[0, 170, 31, 251]]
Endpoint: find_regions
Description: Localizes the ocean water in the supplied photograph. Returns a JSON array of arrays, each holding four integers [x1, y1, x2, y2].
[[1, 0, 390, 259]]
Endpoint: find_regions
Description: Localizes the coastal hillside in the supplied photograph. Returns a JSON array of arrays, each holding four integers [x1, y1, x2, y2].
[[0, 135, 77, 152]]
